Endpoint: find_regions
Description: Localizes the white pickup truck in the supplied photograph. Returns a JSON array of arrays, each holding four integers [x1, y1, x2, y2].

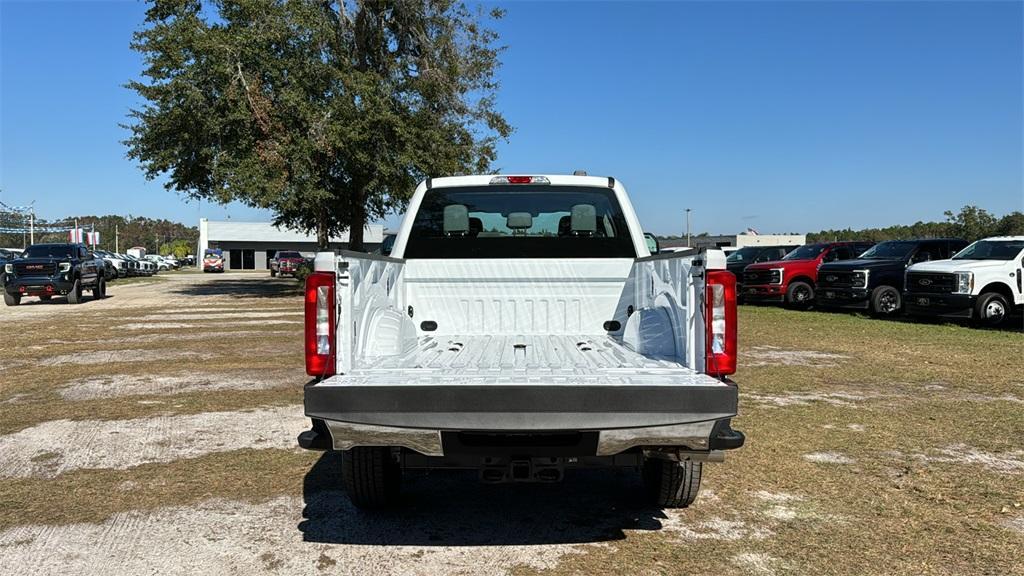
[[298, 174, 744, 509], [905, 236, 1024, 326]]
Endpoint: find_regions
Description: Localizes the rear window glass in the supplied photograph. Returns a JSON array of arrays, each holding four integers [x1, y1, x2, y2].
[[276, 252, 302, 258], [404, 185, 636, 259], [782, 244, 826, 260]]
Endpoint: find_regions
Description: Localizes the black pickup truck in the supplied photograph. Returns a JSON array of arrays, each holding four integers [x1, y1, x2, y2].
[[816, 238, 968, 315], [3, 243, 107, 306]]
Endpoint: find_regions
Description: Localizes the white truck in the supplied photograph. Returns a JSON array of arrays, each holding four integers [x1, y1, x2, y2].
[[298, 174, 744, 509], [905, 236, 1024, 326]]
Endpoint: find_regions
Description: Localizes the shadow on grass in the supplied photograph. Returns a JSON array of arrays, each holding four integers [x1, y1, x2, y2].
[[170, 277, 302, 299], [298, 451, 668, 546]]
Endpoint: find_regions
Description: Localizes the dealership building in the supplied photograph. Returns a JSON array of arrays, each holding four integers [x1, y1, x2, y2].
[[198, 219, 386, 270]]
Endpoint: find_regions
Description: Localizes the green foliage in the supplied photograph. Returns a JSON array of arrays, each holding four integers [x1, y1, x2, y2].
[[293, 262, 314, 283], [160, 239, 193, 258], [0, 213, 197, 253], [125, 0, 512, 250], [807, 206, 1023, 243]]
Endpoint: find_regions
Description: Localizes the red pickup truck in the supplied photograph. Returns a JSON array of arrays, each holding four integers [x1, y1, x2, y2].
[[270, 251, 305, 277], [742, 241, 875, 306]]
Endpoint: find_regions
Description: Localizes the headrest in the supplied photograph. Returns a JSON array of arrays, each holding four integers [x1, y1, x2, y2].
[[469, 217, 483, 235], [571, 204, 597, 233], [506, 212, 533, 230], [443, 204, 469, 234], [558, 215, 572, 236]]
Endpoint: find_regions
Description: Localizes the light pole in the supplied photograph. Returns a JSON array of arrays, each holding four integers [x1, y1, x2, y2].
[[685, 208, 691, 247]]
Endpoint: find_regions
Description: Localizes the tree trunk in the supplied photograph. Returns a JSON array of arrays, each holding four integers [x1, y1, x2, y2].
[[348, 189, 366, 252], [316, 210, 329, 250]]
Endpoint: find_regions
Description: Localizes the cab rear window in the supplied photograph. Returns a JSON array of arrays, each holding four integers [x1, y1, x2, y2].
[[404, 186, 636, 259]]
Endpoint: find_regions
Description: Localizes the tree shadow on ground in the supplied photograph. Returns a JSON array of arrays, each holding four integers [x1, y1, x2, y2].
[[170, 277, 302, 299], [298, 451, 669, 546]]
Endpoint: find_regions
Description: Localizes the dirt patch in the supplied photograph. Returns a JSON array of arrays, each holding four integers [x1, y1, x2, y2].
[[0, 405, 306, 478], [731, 552, 781, 575], [659, 513, 772, 541], [745, 346, 850, 367], [120, 320, 301, 330], [40, 349, 211, 367], [59, 373, 292, 401], [134, 311, 301, 321], [803, 452, 855, 465], [0, 494, 585, 576], [746, 392, 871, 408], [912, 444, 1024, 474]]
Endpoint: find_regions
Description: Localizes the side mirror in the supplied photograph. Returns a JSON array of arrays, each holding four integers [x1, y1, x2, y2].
[[644, 233, 660, 254]]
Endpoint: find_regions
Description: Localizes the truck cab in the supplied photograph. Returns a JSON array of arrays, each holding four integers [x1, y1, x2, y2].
[[725, 245, 799, 291], [742, 241, 875, 307], [905, 236, 1024, 326], [298, 174, 744, 509], [816, 238, 968, 315]]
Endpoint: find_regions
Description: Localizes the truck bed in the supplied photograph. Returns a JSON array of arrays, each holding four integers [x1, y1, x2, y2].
[[340, 334, 725, 388]]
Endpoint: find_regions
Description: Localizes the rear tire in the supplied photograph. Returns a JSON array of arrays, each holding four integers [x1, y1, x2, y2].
[[67, 279, 83, 304], [341, 447, 401, 509], [975, 292, 1009, 327], [870, 285, 901, 316], [3, 292, 20, 306], [93, 276, 106, 299], [642, 457, 702, 508], [270, 270, 277, 277], [786, 281, 814, 308]]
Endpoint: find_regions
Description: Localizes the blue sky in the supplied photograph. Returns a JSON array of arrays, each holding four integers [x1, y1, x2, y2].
[[1, 0, 1021, 236]]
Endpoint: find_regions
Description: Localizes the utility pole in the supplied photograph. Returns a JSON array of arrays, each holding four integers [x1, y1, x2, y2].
[[115, 223, 119, 253], [28, 210, 34, 245], [74, 218, 79, 243], [685, 208, 692, 248]]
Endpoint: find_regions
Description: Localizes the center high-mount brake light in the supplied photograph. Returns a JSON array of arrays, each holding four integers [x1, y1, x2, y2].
[[305, 271, 336, 376], [705, 270, 737, 377], [489, 175, 551, 185]]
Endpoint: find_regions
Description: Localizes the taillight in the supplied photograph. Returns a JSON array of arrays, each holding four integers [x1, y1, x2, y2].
[[705, 270, 737, 377], [305, 271, 336, 376]]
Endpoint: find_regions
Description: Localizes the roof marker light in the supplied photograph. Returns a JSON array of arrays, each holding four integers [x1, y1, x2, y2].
[[489, 176, 551, 185]]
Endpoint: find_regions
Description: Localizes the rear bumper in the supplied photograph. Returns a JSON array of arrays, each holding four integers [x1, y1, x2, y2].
[[816, 287, 870, 309], [904, 293, 974, 318], [742, 284, 786, 302], [302, 381, 742, 457]]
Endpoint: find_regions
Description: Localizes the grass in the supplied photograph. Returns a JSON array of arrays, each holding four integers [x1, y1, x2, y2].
[[0, 282, 1021, 575]]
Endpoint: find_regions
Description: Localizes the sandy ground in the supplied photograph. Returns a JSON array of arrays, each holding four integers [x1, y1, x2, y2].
[[1, 273, 1022, 576]]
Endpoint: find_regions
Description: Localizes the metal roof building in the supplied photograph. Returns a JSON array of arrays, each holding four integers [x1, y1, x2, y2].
[[198, 219, 386, 270]]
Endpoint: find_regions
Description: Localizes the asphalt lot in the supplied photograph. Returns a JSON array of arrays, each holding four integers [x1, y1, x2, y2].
[[0, 272, 1021, 575]]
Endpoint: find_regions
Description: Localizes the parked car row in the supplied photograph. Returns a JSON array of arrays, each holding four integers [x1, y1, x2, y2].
[[735, 236, 1024, 327], [2, 242, 185, 305]]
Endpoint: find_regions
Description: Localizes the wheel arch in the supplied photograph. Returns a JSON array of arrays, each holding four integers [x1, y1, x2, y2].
[[978, 281, 1014, 302], [789, 275, 815, 287]]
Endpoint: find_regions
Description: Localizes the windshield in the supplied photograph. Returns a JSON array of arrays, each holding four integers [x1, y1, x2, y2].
[[405, 185, 636, 259], [24, 245, 75, 258], [276, 251, 302, 258], [952, 240, 1024, 261], [782, 244, 826, 261], [859, 241, 916, 260], [726, 247, 761, 263]]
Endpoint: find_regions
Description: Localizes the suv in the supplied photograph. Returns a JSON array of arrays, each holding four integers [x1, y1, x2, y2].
[[816, 239, 968, 315], [742, 241, 875, 306], [905, 236, 1024, 326], [725, 245, 799, 291], [3, 243, 107, 305]]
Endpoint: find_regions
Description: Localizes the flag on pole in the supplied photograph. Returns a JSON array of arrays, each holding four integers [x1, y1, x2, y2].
[[86, 231, 100, 245], [69, 228, 84, 242]]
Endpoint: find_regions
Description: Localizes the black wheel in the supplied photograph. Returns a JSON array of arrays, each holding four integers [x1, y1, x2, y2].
[[975, 293, 1009, 326], [67, 279, 83, 304], [786, 281, 814, 308], [3, 292, 20, 306], [93, 276, 106, 299], [870, 285, 901, 316], [270, 270, 277, 277], [39, 295, 52, 301], [642, 457, 702, 508], [341, 447, 401, 509]]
